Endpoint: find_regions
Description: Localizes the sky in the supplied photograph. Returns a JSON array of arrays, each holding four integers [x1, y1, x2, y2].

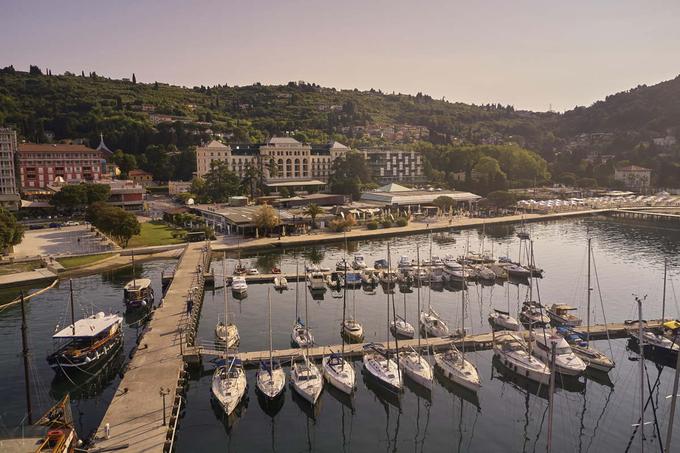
[[2, 0, 680, 112]]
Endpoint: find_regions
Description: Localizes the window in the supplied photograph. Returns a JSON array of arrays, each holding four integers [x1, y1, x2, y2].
[[286, 159, 292, 177], [294, 158, 300, 177]]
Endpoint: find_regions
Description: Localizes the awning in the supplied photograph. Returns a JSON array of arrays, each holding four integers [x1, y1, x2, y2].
[[265, 180, 326, 187]]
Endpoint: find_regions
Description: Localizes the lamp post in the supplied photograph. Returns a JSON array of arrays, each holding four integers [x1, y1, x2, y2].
[[159, 387, 170, 425]]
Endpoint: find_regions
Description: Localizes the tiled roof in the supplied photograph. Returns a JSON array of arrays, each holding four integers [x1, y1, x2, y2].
[[19, 143, 99, 153]]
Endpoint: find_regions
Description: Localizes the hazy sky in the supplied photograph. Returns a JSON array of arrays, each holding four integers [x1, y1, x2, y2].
[[2, 0, 679, 111]]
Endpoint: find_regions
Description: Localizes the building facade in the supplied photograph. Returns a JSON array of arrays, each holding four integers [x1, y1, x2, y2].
[[0, 128, 20, 210], [614, 165, 652, 190], [128, 169, 154, 187], [196, 137, 348, 186], [360, 148, 425, 184], [18, 143, 104, 188]]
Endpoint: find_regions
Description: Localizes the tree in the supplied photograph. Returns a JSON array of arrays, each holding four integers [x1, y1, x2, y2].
[[329, 151, 372, 200], [303, 203, 324, 228], [87, 202, 140, 247], [200, 161, 241, 203], [29, 65, 42, 75], [486, 190, 516, 209], [0, 209, 24, 252], [132, 73, 136, 84], [50, 184, 111, 214], [112, 150, 138, 178], [253, 205, 279, 236], [432, 195, 455, 213]]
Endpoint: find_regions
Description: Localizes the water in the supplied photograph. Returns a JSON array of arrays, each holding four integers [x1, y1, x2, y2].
[[1, 218, 680, 451], [0, 260, 175, 439]]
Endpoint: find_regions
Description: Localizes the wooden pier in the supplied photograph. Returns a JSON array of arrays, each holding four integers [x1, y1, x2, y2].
[[94, 242, 210, 453], [185, 319, 664, 367]]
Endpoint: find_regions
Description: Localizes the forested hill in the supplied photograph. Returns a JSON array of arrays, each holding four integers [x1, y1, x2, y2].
[[1, 66, 680, 187]]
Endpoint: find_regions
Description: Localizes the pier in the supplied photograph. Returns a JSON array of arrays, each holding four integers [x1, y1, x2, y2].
[[185, 319, 663, 367], [94, 241, 210, 453]]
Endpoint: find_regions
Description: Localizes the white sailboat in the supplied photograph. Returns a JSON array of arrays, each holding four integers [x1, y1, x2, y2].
[[391, 293, 415, 338], [489, 283, 520, 331], [398, 245, 433, 389], [256, 289, 285, 400], [434, 261, 481, 392], [211, 356, 247, 415], [531, 330, 586, 376], [323, 269, 356, 395], [420, 307, 449, 337], [291, 261, 314, 348], [342, 264, 364, 343], [231, 276, 247, 295], [493, 331, 551, 385], [290, 355, 323, 404], [215, 258, 240, 350]]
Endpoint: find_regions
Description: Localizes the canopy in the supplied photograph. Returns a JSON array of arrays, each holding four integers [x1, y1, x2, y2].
[[53, 312, 121, 339], [663, 320, 680, 331], [124, 278, 151, 290]]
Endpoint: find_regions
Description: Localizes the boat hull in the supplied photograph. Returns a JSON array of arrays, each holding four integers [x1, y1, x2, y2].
[[48, 332, 123, 375], [322, 357, 355, 395]]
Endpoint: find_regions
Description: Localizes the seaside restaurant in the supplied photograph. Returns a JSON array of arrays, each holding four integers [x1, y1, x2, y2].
[[359, 183, 481, 217]]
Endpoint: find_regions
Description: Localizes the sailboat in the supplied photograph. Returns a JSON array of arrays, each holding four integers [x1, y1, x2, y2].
[[398, 245, 434, 389], [256, 289, 285, 400], [215, 258, 240, 350], [291, 279, 324, 404], [493, 331, 551, 385], [434, 257, 481, 392], [292, 261, 314, 348], [211, 355, 247, 415], [48, 280, 123, 375], [391, 292, 415, 339], [489, 283, 521, 331], [420, 236, 450, 337], [341, 263, 364, 343], [363, 244, 402, 392], [323, 268, 356, 395]]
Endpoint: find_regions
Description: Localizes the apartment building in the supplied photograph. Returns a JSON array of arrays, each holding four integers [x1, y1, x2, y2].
[[18, 143, 105, 188], [0, 128, 20, 210], [360, 148, 425, 184]]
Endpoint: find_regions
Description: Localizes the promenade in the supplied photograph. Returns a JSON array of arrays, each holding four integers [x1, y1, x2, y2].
[[94, 242, 208, 452]]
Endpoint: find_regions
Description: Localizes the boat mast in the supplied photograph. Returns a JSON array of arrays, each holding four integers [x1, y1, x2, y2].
[[295, 260, 299, 321], [417, 245, 421, 352], [222, 257, 228, 334], [461, 251, 466, 363], [132, 249, 136, 288], [69, 279, 75, 336], [342, 252, 347, 358], [20, 292, 32, 425], [547, 340, 557, 453], [386, 244, 391, 354], [587, 238, 592, 344], [268, 288, 273, 373], [636, 296, 645, 453], [304, 261, 309, 357], [662, 257, 668, 321], [665, 339, 680, 453]]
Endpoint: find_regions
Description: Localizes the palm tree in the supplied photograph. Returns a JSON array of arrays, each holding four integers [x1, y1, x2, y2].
[[304, 203, 324, 229]]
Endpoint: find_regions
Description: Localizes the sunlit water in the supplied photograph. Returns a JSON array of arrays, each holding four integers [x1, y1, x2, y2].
[[1, 217, 680, 452]]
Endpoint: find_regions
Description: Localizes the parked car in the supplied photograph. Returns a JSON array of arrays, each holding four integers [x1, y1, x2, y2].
[[49, 222, 62, 228], [64, 221, 80, 226], [29, 224, 45, 230]]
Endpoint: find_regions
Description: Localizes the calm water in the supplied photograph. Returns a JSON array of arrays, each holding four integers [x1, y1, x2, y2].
[[1, 217, 680, 452]]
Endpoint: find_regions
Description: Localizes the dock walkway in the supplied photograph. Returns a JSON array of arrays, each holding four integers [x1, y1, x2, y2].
[[188, 320, 663, 367], [94, 242, 209, 453]]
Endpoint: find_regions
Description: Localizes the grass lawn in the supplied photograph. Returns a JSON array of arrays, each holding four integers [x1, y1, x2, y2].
[[57, 253, 114, 269], [126, 221, 186, 248], [0, 260, 42, 275]]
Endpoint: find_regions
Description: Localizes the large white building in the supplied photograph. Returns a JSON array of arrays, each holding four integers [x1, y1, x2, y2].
[[360, 147, 425, 184], [196, 137, 349, 190], [0, 128, 20, 210]]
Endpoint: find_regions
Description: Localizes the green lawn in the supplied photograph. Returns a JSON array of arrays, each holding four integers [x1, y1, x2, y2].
[[126, 221, 186, 248], [0, 260, 42, 275], [57, 253, 114, 269]]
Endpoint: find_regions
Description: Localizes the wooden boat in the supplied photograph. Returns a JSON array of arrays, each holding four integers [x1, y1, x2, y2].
[[271, 266, 281, 274], [211, 357, 247, 415], [123, 278, 154, 309], [361, 268, 379, 285], [546, 303, 582, 327]]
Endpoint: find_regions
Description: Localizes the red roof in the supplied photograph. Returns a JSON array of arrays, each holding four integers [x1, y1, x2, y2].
[[129, 170, 153, 177], [19, 143, 99, 154]]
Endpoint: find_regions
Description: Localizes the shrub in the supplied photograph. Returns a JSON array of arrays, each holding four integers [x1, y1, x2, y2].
[[395, 217, 408, 227], [381, 218, 393, 228], [366, 221, 379, 230]]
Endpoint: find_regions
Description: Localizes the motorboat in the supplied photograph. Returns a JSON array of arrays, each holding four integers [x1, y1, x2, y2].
[[256, 360, 285, 400], [305, 263, 320, 273], [429, 266, 444, 284], [215, 319, 240, 350], [519, 301, 550, 327], [271, 266, 281, 274], [397, 255, 413, 269], [326, 272, 344, 290], [344, 271, 362, 289], [342, 319, 364, 343], [274, 275, 288, 290], [398, 347, 433, 388], [291, 318, 314, 348], [379, 269, 398, 287], [123, 278, 154, 309], [431, 256, 444, 266], [319, 265, 331, 272], [442, 260, 466, 283], [352, 254, 367, 270], [211, 357, 247, 415], [362, 343, 401, 392], [413, 267, 429, 284], [390, 315, 415, 339], [531, 330, 586, 376], [506, 264, 531, 279], [474, 265, 496, 283], [557, 327, 615, 372], [419, 308, 449, 337], [322, 353, 355, 395], [336, 259, 351, 271], [493, 331, 550, 385], [629, 326, 680, 356], [290, 355, 323, 404], [231, 276, 248, 294], [361, 268, 380, 285], [48, 312, 123, 374], [442, 254, 457, 266], [307, 271, 326, 291], [488, 309, 520, 331], [434, 345, 481, 392], [246, 268, 259, 275], [374, 259, 388, 270], [546, 304, 582, 327]]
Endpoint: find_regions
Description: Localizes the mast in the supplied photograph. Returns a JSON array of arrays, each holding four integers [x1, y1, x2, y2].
[[417, 245, 421, 351], [388, 244, 400, 377], [132, 249, 136, 288], [295, 260, 299, 321], [69, 279, 76, 336], [461, 250, 466, 363], [665, 342, 680, 452], [304, 262, 309, 357], [222, 258, 229, 355], [587, 238, 592, 343], [637, 296, 645, 453], [547, 340, 557, 453], [342, 253, 347, 358], [386, 244, 391, 353], [662, 258, 668, 321], [20, 292, 32, 425], [268, 288, 273, 373]]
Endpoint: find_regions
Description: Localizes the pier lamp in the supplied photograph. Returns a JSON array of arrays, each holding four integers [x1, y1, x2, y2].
[[159, 387, 171, 425]]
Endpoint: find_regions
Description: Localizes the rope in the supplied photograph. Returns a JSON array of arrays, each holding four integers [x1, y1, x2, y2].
[[590, 250, 615, 362]]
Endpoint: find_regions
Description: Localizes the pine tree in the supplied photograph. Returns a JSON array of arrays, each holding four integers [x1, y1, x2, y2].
[[132, 73, 136, 84]]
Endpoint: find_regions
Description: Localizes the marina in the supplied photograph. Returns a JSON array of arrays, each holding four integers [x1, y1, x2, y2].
[[2, 216, 680, 452]]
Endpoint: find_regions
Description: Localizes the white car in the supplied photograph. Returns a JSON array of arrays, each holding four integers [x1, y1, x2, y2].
[[64, 221, 80, 226]]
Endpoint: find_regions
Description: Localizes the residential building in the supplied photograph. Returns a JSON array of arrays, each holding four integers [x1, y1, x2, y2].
[[614, 165, 652, 190], [17, 143, 105, 189], [0, 128, 20, 211], [360, 148, 425, 184], [195, 137, 349, 190], [128, 169, 154, 187]]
